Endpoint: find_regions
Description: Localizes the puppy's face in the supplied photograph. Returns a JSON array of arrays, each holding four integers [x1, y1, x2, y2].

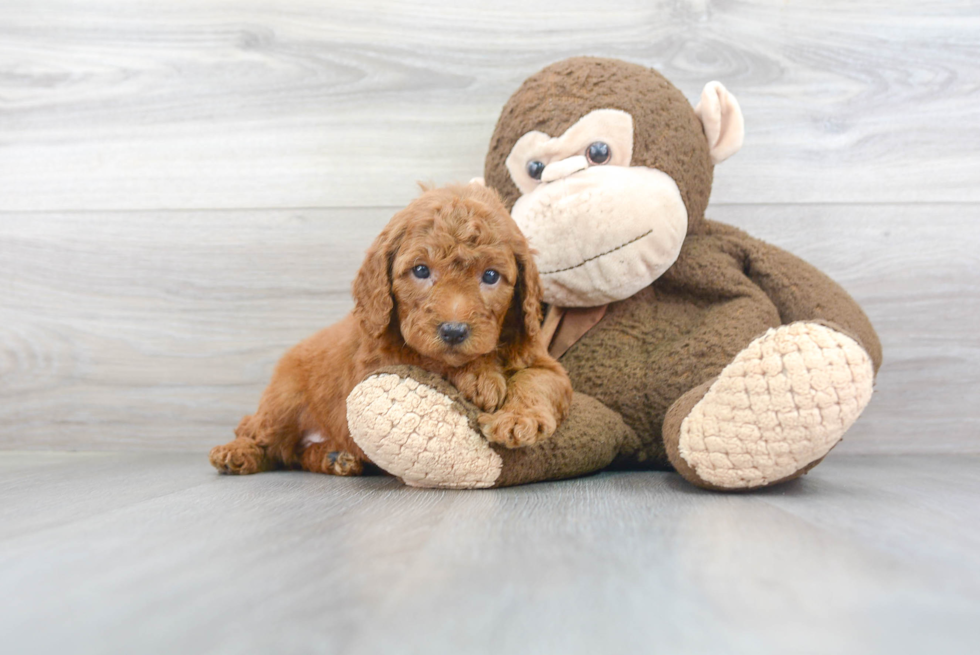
[[392, 235, 517, 367], [353, 183, 543, 369]]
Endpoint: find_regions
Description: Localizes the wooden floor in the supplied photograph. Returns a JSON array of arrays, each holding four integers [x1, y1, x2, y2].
[[2, 451, 978, 655]]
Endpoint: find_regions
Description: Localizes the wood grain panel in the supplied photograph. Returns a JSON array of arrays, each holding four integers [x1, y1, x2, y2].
[[1, 1, 977, 210], [0, 208, 388, 448], [2, 203, 976, 453]]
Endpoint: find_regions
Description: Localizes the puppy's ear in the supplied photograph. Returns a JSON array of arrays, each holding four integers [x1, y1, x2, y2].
[[517, 241, 543, 340], [504, 236, 543, 356], [352, 216, 404, 340]]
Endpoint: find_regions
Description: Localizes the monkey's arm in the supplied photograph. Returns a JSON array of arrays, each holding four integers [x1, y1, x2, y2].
[[347, 365, 637, 489], [723, 224, 882, 373]]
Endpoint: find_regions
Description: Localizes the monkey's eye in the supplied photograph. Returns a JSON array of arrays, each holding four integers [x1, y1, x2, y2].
[[586, 142, 611, 165], [481, 269, 501, 285], [526, 160, 545, 180], [412, 264, 430, 279]]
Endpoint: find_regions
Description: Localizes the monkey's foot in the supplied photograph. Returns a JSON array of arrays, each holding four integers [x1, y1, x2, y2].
[[347, 366, 635, 489], [664, 322, 875, 490]]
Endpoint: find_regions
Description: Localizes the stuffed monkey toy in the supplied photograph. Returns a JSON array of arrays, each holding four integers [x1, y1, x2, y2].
[[347, 57, 881, 491]]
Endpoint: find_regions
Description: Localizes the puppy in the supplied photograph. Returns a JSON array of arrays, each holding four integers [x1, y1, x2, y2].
[[210, 183, 573, 476]]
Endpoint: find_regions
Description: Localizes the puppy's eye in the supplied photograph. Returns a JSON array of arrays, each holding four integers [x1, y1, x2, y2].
[[526, 160, 545, 180], [481, 269, 500, 285], [586, 142, 611, 165], [412, 264, 430, 279]]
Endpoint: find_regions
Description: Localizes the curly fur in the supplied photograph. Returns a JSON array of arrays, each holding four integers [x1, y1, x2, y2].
[[210, 184, 573, 476]]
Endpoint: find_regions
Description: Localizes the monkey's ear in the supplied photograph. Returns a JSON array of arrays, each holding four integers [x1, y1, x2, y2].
[[694, 81, 744, 165]]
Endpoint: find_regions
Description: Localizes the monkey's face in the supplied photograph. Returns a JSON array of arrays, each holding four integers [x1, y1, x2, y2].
[[504, 109, 688, 307]]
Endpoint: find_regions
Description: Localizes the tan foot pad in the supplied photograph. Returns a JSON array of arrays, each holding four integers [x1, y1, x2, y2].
[[679, 322, 874, 489], [347, 373, 502, 489]]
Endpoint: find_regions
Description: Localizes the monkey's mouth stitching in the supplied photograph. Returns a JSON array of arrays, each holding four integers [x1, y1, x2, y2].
[[540, 229, 654, 276]]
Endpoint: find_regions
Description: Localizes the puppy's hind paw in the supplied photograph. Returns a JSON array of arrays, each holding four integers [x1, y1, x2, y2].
[[209, 439, 269, 475], [301, 443, 364, 476], [328, 451, 364, 476]]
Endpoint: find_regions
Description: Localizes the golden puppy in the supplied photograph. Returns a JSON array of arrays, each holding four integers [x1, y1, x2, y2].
[[209, 183, 573, 476]]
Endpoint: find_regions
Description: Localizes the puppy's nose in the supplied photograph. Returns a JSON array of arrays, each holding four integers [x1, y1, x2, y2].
[[438, 322, 470, 346]]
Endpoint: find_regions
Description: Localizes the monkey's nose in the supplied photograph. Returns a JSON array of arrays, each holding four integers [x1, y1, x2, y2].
[[541, 155, 589, 183], [438, 322, 471, 346]]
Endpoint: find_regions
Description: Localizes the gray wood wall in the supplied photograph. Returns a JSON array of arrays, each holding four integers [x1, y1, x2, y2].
[[2, 0, 978, 454]]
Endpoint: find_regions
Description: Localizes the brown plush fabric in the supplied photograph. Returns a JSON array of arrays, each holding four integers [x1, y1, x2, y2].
[[556, 220, 881, 467], [480, 57, 882, 488], [485, 57, 715, 234], [662, 379, 717, 486], [493, 392, 642, 488], [736, 225, 883, 372]]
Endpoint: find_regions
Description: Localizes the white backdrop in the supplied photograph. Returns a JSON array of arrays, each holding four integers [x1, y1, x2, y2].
[[1, 0, 977, 452]]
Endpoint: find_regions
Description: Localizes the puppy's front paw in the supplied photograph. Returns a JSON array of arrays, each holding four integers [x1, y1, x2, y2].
[[479, 403, 558, 449], [455, 371, 508, 412]]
